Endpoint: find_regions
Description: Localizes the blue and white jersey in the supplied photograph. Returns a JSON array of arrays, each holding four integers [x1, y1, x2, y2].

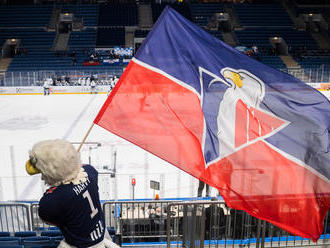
[[38, 164, 105, 248]]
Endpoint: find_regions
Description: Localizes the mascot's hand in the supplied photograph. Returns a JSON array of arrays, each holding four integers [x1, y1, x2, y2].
[[25, 159, 41, 175]]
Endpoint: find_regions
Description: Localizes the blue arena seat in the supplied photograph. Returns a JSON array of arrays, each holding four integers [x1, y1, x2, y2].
[[0, 237, 21, 246], [49, 236, 63, 246], [0, 246, 23, 248], [0, 231, 10, 237], [107, 227, 116, 235], [14, 231, 37, 237], [40, 230, 62, 237], [22, 236, 52, 248]]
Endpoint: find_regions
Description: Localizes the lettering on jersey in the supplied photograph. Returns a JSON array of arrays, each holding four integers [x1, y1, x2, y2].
[[90, 220, 104, 241], [72, 177, 91, 195]]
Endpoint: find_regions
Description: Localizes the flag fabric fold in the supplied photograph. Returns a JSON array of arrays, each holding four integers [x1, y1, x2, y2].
[[94, 7, 330, 241]]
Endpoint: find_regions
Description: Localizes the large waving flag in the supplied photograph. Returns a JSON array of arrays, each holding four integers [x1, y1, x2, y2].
[[94, 7, 330, 241]]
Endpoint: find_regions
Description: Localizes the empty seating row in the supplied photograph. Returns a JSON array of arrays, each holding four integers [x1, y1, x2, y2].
[[0, 5, 53, 27], [235, 28, 319, 50], [0, 230, 62, 248], [233, 4, 293, 27], [191, 3, 225, 27], [151, 2, 192, 23], [69, 29, 96, 49], [0, 236, 60, 248], [0, 28, 55, 49], [98, 3, 138, 26], [60, 4, 99, 27], [96, 28, 125, 47]]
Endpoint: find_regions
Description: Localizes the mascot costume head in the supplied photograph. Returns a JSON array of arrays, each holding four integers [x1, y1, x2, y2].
[[26, 139, 87, 186]]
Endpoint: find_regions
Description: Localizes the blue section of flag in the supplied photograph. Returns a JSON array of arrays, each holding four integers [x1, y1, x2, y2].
[[135, 7, 330, 180]]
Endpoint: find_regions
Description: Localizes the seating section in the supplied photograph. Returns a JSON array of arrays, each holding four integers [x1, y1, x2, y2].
[[0, 5, 53, 27], [0, 229, 120, 247], [96, 28, 125, 47], [0, 231, 62, 248], [207, 30, 222, 41], [233, 4, 293, 27], [235, 27, 319, 69], [259, 55, 287, 69], [151, 2, 192, 23], [98, 3, 138, 26], [134, 29, 150, 38], [5, 29, 57, 71], [191, 3, 225, 27], [235, 28, 319, 50], [1, 2, 328, 75], [61, 4, 99, 27], [69, 29, 96, 49]]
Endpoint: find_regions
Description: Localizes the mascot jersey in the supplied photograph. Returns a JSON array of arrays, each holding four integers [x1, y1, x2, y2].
[[38, 164, 105, 248]]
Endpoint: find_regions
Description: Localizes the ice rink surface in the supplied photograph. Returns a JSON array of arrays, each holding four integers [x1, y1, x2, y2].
[[0, 94, 201, 202], [1, 91, 329, 202]]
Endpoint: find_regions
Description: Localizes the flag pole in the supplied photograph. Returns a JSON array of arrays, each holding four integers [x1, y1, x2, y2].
[[77, 123, 95, 152]]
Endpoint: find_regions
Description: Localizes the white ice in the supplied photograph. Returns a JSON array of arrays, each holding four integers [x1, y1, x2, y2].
[[1, 91, 329, 202], [0, 94, 203, 202]]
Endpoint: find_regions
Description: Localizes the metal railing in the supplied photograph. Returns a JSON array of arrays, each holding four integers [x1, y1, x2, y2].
[[1, 201, 330, 247], [103, 200, 183, 243], [166, 201, 330, 248], [0, 203, 31, 232], [282, 67, 330, 84]]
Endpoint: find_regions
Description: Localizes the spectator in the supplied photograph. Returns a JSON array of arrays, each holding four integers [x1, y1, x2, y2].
[[90, 79, 97, 94], [72, 56, 77, 66], [113, 75, 119, 85], [43, 77, 52, 95], [90, 53, 95, 62], [197, 180, 210, 197], [65, 76, 70, 85]]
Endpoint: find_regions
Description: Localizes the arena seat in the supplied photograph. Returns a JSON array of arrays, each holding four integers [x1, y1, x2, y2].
[[61, 4, 99, 27], [98, 3, 138, 26], [22, 236, 52, 248], [107, 227, 116, 235], [0, 231, 10, 237], [151, 2, 192, 23], [14, 231, 36, 237], [191, 3, 225, 27], [96, 28, 125, 47], [40, 230, 62, 237], [233, 3, 293, 27], [0, 237, 21, 246], [0, 5, 53, 28], [0, 245, 23, 248]]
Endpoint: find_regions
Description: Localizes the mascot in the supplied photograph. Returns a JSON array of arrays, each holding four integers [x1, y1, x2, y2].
[[26, 139, 120, 248]]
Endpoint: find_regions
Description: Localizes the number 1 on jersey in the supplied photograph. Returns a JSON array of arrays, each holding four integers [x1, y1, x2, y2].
[[83, 190, 98, 219]]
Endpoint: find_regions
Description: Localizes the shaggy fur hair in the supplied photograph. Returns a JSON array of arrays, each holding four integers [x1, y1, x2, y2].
[[30, 139, 82, 186]]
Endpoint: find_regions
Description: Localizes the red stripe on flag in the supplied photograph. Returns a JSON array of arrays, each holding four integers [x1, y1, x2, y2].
[[205, 140, 330, 241], [235, 99, 247, 148], [94, 60, 206, 176], [248, 107, 260, 142]]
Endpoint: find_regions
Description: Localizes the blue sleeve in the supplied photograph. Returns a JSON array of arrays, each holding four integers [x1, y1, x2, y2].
[[38, 194, 64, 226], [83, 164, 98, 184]]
